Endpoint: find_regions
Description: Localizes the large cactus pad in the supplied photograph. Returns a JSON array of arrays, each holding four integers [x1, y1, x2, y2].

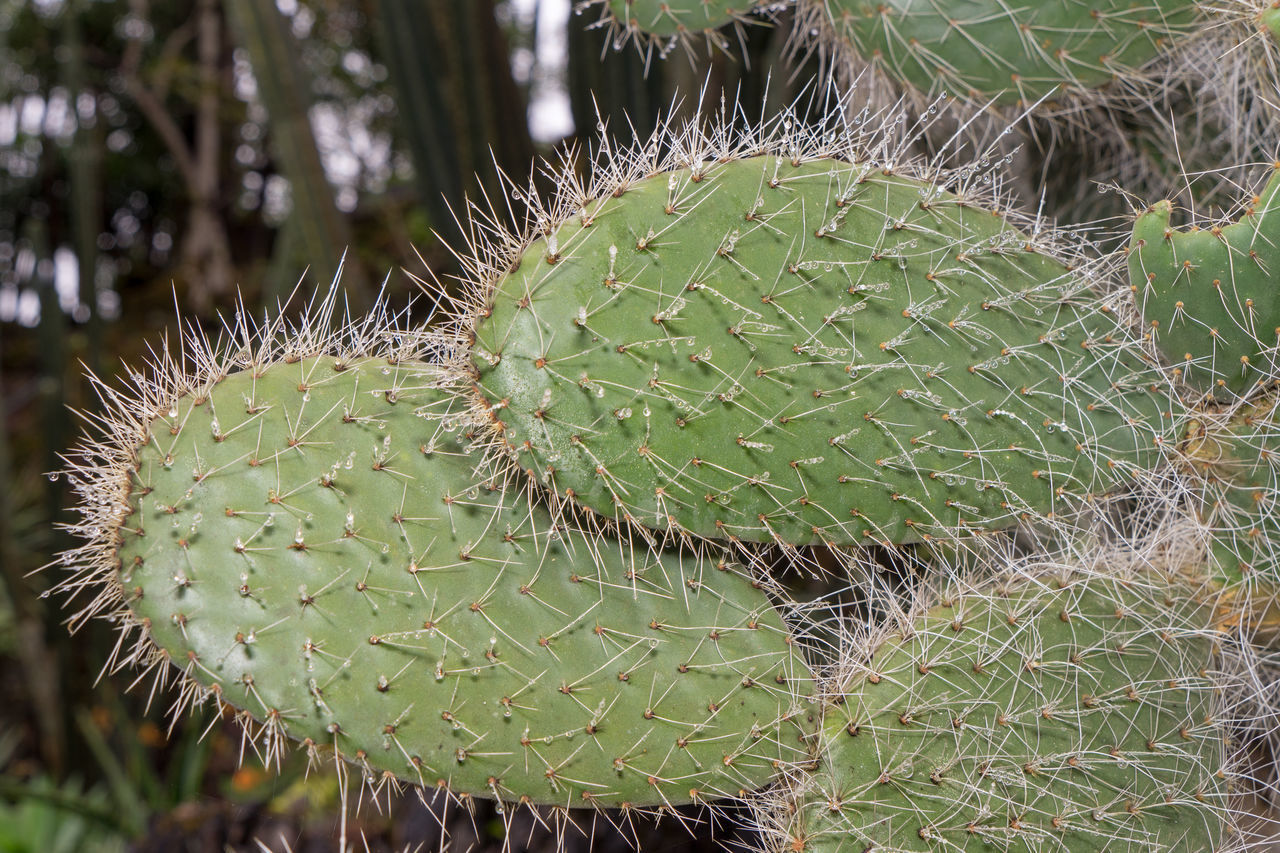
[[1130, 165, 1280, 401], [114, 356, 815, 807], [471, 155, 1170, 547], [786, 573, 1225, 852]]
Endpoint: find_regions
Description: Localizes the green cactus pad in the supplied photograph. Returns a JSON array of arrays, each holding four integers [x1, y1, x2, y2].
[[1130, 165, 1280, 401], [1264, 5, 1280, 43], [806, 0, 1199, 106], [470, 155, 1171, 547], [787, 573, 1225, 852], [603, 0, 747, 37], [113, 355, 815, 807]]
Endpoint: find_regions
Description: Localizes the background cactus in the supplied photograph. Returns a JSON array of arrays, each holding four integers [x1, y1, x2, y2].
[[1129, 165, 1280, 402], [1179, 395, 1280, 643], [579, 0, 775, 56], [794, 0, 1201, 107]]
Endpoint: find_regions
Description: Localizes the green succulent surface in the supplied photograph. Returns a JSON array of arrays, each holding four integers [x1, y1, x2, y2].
[[606, 0, 748, 36], [1182, 397, 1280, 642], [790, 575, 1224, 852], [117, 356, 815, 808], [1130, 166, 1280, 401], [472, 155, 1171, 547], [815, 0, 1198, 106]]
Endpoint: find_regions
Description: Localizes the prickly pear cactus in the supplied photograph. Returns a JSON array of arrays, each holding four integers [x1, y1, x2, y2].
[[579, 0, 772, 53], [468, 153, 1171, 548], [779, 570, 1228, 852], [796, 0, 1199, 106], [1183, 395, 1280, 641], [72, 349, 816, 808], [597, 0, 751, 37], [1129, 165, 1280, 401]]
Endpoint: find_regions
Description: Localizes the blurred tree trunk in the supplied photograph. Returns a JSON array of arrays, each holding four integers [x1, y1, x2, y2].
[[119, 0, 235, 312], [63, 0, 104, 377], [225, 0, 370, 304], [375, 0, 536, 251]]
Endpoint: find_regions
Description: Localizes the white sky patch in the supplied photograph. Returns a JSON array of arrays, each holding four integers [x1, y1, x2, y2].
[[515, 0, 574, 143], [54, 246, 78, 313]]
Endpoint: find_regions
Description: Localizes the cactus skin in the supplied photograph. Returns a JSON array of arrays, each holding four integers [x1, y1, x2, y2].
[[1264, 4, 1280, 42], [470, 154, 1171, 548], [1129, 165, 1280, 402], [110, 354, 815, 808], [784, 572, 1226, 852], [1183, 397, 1280, 642], [601, 0, 749, 37], [801, 0, 1198, 107]]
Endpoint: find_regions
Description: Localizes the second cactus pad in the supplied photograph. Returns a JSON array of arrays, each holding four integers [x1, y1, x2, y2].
[[602, 0, 748, 37], [471, 155, 1170, 547], [1129, 165, 1280, 401], [112, 355, 814, 807], [807, 0, 1198, 106], [786, 571, 1226, 852]]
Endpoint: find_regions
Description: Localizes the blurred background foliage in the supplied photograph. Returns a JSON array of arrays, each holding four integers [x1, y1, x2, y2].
[[0, 0, 823, 848]]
